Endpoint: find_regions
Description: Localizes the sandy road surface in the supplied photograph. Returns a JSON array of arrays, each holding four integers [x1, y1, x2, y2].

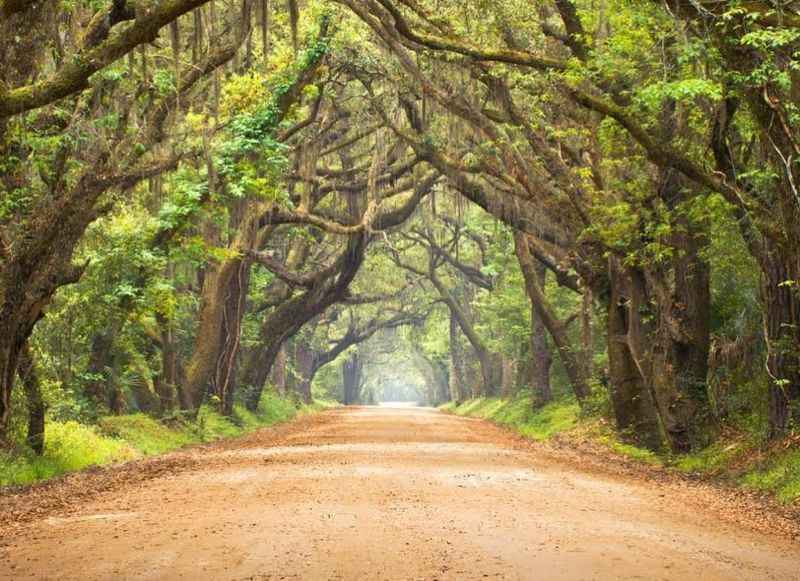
[[1, 406, 798, 580]]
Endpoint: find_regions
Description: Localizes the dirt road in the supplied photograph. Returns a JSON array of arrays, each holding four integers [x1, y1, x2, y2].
[[1, 406, 798, 580]]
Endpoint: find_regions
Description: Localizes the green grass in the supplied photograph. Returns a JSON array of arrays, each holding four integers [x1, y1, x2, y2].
[[0, 421, 138, 487], [98, 415, 195, 455], [444, 394, 800, 504], [445, 393, 660, 462], [741, 448, 800, 503], [0, 392, 330, 488], [608, 441, 661, 465], [443, 393, 580, 441], [674, 439, 751, 474], [672, 433, 800, 503]]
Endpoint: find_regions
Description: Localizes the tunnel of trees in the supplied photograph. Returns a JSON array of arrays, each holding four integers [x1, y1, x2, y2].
[[1, 0, 798, 462]]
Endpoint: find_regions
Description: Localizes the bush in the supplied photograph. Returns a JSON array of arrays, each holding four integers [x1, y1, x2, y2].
[[1, 391, 328, 488], [0, 421, 136, 487]]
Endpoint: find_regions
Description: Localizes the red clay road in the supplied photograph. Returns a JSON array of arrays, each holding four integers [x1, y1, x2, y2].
[[1, 406, 798, 580]]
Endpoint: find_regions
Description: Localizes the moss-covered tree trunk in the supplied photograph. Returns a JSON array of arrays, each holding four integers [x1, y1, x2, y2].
[[515, 233, 591, 403], [292, 342, 315, 404], [527, 261, 553, 407], [243, 234, 370, 411], [606, 260, 663, 451], [448, 312, 468, 403], [429, 270, 500, 397], [342, 351, 362, 405], [761, 244, 800, 437], [271, 344, 288, 395], [18, 342, 45, 455]]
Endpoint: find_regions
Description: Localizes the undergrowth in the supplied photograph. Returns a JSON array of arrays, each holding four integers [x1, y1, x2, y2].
[[442, 392, 800, 503], [0, 391, 330, 488], [441, 393, 579, 440]]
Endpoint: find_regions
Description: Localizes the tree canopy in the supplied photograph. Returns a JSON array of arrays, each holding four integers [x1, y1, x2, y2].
[[1, 0, 799, 461]]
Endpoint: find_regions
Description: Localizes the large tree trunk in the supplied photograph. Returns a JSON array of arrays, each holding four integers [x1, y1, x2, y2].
[[722, 42, 800, 438], [292, 342, 315, 404], [607, 249, 713, 453], [242, 234, 370, 410], [606, 260, 663, 451], [342, 351, 363, 405], [18, 342, 45, 455], [271, 344, 288, 395], [528, 261, 553, 407], [448, 312, 468, 403], [761, 243, 800, 437], [604, 161, 715, 453], [214, 259, 251, 416], [185, 206, 260, 414], [514, 233, 591, 402], [241, 294, 322, 410], [0, 327, 27, 442], [652, 163, 715, 451], [184, 257, 242, 411]]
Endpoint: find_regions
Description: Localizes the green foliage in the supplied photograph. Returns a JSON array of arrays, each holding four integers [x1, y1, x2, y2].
[[0, 392, 328, 488], [443, 393, 580, 440], [636, 79, 722, 112], [741, 448, 800, 503], [156, 168, 209, 236], [675, 439, 751, 474], [98, 414, 195, 455], [0, 421, 137, 487], [605, 439, 661, 465], [446, 391, 798, 503], [674, 435, 800, 504], [216, 14, 332, 199]]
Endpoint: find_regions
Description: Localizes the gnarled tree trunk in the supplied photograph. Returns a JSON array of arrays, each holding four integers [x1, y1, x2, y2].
[[515, 233, 591, 402], [606, 246, 713, 453], [606, 260, 663, 450]]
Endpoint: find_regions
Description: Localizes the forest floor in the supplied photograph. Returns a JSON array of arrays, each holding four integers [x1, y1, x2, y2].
[[1, 406, 799, 580]]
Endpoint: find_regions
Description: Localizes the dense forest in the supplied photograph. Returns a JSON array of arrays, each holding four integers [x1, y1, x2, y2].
[[0, 0, 798, 492]]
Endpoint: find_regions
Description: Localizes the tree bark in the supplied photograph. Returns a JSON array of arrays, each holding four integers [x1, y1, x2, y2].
[[342, 351, 363, 405], [527, 260, 553, 407], [292, 342, 315, 404], [448, 311, 468, 403], [184, 256, 247, 412], [271, 344, 288, 395], [18, 342, 45, 455], [429, 270, 500, 397], [515, 233, 591, 402], [606, 243, 714, 453], [185, 201, 261, 414], [242, 234, 371, 411], [0, 0, 214, 118], [606, 260, 663, 451], [761, 243, 800, 437]]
